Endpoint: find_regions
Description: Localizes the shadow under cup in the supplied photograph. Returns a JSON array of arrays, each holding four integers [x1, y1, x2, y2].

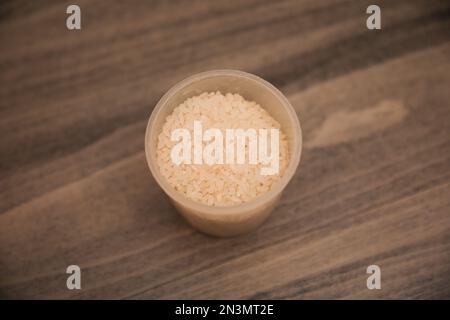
[[145, 70, 302, 237]]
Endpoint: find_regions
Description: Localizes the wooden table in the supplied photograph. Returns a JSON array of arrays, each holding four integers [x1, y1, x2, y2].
[[1, 0, 449, 299]]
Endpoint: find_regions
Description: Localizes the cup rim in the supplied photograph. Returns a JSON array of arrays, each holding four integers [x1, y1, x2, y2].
[[145, 69, 302, 217]]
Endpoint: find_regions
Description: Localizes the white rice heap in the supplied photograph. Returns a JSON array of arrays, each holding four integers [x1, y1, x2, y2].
[[156, 91, 289, 206]]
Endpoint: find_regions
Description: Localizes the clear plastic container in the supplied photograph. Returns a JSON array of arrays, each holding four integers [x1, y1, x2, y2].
[[145, 70, 302, 237]]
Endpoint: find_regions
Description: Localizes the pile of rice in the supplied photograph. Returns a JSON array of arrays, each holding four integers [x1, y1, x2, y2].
[[156, 91, 289, 206]]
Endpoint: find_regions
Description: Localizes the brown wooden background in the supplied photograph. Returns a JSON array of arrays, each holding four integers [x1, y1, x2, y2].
[[1, 0, 449, 299]]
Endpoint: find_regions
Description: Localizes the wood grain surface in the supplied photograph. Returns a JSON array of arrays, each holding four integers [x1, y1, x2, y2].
[[1, 0, 449, 299]]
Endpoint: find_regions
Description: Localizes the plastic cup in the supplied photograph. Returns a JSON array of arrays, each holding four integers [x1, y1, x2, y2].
[[145, 70, 302, 237]]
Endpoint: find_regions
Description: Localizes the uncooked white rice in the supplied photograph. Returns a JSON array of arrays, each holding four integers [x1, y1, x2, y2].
[[156, 91, 289, 206]]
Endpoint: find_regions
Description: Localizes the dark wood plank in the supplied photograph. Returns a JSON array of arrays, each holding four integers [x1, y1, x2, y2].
[[0, 0, 449, 299]]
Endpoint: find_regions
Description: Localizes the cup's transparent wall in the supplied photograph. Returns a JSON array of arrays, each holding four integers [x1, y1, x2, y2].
[[145, 71, 302, 237]]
